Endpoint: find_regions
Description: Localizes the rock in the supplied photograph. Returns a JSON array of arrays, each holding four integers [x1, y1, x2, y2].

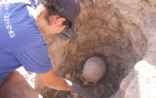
[[120, 61, 156, 98], [65, 73, 72, 80], [71, 92, 79, 98]]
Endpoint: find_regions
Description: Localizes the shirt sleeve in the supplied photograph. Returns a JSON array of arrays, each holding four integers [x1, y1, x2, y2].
[[15, 43, 52, 73]]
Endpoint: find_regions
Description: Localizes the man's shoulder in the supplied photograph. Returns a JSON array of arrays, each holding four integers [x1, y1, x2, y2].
[[6, 0, 40, 5]]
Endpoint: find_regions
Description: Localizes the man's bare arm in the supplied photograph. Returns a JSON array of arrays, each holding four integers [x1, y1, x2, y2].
[[37, 68, 72, 91]]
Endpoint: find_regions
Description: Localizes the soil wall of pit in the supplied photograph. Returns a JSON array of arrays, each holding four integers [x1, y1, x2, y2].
[[35, 0, 156, 98]]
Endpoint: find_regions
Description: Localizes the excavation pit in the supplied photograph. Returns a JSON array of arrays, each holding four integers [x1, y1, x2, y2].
[[35, 0, 149, 98]]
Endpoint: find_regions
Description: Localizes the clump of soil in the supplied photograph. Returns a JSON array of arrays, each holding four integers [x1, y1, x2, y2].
[[35, 0, 148, 98]]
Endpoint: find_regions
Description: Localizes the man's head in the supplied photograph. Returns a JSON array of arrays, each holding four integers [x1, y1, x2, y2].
[[36, 0, 80, 39]]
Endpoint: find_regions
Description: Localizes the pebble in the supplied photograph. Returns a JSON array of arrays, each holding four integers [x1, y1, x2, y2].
[[65, 73, 72, 79]]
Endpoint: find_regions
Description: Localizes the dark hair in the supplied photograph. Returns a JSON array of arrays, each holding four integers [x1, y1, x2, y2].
[[41, 0, 71, 28]]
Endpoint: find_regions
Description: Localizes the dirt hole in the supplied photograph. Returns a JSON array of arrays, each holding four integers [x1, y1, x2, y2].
[[35, 0, 146, 98]]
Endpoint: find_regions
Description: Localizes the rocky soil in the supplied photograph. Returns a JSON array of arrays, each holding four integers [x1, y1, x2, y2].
[[35, 0, 156, 98]]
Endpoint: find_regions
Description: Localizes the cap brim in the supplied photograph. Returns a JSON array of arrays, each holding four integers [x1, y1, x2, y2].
[[57, 21, 77, 40]]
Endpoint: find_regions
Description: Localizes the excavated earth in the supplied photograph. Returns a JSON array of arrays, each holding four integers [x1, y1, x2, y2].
[[34, 0, 156, 98]]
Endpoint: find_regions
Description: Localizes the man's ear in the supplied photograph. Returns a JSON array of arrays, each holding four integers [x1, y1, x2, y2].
[[56, 17, 66, 26]]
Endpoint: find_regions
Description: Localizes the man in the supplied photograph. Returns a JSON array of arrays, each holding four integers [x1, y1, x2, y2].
[[0, 0, 82, 97]]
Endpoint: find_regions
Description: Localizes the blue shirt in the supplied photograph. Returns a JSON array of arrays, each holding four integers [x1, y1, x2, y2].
[[0, 0, 52, 82]]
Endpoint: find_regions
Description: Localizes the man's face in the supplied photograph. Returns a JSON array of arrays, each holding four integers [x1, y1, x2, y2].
[[35, 5, 66, 34]]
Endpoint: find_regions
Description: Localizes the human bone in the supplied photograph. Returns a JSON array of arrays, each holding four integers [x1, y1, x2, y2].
[[81, 57, 106, 85]]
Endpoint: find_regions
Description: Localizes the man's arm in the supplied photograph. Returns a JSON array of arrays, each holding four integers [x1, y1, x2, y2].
[[37, 68, 72, 91]]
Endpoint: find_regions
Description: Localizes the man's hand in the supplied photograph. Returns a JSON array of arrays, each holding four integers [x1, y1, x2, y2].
[[71, 82, 83, 97], [37, 69, 73, 91]]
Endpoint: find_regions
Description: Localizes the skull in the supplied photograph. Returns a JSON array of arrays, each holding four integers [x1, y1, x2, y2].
[[80, 57, 106, 86]]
